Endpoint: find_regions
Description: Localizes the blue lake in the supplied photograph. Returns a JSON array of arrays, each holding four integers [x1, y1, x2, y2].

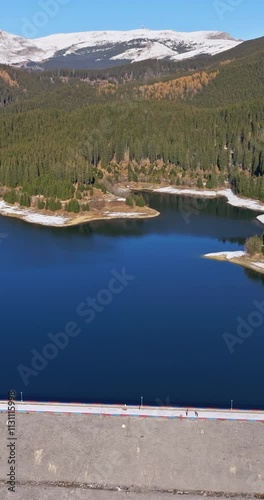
[[1, 193, 264, 409]]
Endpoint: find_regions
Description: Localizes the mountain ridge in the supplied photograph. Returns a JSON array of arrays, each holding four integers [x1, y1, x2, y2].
[[0, 28, 242, 69]]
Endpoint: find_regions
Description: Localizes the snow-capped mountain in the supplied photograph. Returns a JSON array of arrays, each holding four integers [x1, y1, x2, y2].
[[0, 29, 242, 69], [0, 30, 44, 65]]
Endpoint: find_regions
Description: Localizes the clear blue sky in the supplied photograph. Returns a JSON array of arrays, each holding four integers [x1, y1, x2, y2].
[[2, 0, 263, 40]]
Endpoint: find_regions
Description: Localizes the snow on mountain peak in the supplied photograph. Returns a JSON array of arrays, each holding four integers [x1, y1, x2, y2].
[[111, 41, 177, 63], [0, 28, 242, 68]]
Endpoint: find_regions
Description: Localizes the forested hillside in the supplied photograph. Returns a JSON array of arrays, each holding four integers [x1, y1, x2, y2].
[[0, 35, 263, 208]]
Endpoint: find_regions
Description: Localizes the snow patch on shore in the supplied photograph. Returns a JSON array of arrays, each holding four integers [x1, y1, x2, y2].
[[205, 251, 246, 260], [218, 189, 264, 212], [154, 187, 264, 215], [103, 211, 145, 217], [0, 201, 68, 226], [24, 213, 68, 226], [154, 187, 218, 197], [257, 215, 264, 224], [253, 262, 264, 269]]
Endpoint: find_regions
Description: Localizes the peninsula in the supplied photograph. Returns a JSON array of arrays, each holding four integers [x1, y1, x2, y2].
[[204, 235, 264, 275]]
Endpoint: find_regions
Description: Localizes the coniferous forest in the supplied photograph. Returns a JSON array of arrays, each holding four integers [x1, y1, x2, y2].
[[0, 35, 263, 208]]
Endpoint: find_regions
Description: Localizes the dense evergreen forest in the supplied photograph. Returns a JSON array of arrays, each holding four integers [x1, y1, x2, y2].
[[0, 36, 263, 209]]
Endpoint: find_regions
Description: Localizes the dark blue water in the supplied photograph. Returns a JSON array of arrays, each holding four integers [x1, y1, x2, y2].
[[1, 194, 264, 409]]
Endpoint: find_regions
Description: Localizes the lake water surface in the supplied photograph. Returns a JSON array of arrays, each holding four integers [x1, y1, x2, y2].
[[1, 193, 264, 409]]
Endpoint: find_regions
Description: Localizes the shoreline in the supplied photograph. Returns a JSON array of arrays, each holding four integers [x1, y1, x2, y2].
[[131, 183, 264, 215], [0, 199, 159, 228], [1, 183, 264, 228], [204, 251, 264, 276]]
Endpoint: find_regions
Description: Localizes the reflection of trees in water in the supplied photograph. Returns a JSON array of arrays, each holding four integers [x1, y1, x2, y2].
[[88, 219, 145, 237], [47, 192, 262, 242], [218, 236, 246, 246], [53, 218, 145, 239], [244, 268, 264, 285], [143, 192, 258, 221]]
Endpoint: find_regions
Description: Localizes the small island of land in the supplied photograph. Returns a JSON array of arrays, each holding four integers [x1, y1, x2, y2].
[[204, 235, 264, 275]]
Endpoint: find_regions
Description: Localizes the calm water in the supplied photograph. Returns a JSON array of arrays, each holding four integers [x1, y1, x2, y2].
[[1, 193, 264, 409]]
